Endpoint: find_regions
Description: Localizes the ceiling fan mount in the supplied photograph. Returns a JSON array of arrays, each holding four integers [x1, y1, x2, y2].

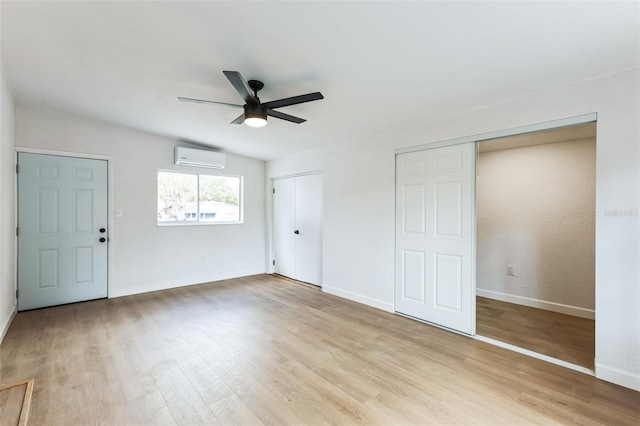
[[178, 71, 323, 127], [247, 79, 264, 97]]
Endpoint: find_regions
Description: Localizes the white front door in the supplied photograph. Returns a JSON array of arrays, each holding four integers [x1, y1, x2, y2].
[[395, 143, 476, 334], [18, 153, 108, 311], [273, 174, 323, 286]]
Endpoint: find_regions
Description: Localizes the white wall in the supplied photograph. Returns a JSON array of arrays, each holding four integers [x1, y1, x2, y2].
[[0, 70, 16, 344], [267, 68, 640, 391], [477, 139, 596, 318], [16, 106, 266, 298]]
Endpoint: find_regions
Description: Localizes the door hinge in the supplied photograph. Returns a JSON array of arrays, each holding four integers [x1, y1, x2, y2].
[[272, 188, 275, 194], [15, 164, 19, 174], [15, 289, 18, 299], [272, 259, 275, 266], [16, 227, 19, 237]]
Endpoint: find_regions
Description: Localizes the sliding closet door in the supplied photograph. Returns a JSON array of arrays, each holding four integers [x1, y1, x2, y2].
[[395, 143, 476, 334]]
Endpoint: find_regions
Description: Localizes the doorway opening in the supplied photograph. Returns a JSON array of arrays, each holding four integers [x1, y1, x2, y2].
[[475, 122, 596, 370]]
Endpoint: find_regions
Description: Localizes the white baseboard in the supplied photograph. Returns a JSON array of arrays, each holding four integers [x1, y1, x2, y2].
[[0, 307, 16, 346], [109, 268, 266, 298], [476, 288, 595, 320], [596, 362, 640, 392], [322, 285, 394, 313]]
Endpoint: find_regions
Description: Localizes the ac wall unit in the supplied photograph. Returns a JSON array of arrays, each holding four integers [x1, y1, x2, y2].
[[174, 147, 226, 169]]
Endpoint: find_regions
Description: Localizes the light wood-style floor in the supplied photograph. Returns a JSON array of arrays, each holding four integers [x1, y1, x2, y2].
[[1, 275, 638, 425], [476, 297, 595, 369]]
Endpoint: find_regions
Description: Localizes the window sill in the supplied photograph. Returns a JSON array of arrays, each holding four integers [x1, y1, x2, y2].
[[157, 221, 243, 227]]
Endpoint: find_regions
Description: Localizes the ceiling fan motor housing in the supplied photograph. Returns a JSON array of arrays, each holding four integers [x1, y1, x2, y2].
[[244, 102, 267, 120]]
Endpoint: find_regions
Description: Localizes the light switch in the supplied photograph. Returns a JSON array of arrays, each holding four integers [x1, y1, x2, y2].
[[507, 264, 514, 277]]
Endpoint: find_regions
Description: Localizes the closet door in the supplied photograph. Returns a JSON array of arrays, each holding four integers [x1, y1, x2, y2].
[[294, 174, 323, 285], [273, 177, 296, 280], [273, 174, 323, 286], [395, 143, 476, 334]]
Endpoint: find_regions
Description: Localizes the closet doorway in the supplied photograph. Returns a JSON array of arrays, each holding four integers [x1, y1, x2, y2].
[[475, 122, 596, 369]]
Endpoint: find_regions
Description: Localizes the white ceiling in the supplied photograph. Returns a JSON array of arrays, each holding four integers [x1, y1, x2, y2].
[[479, 122, 597, 153], [1, 1, 638, 160]]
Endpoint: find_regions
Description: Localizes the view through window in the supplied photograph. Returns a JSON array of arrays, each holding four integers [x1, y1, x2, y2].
[[157, 171, 242, 224]]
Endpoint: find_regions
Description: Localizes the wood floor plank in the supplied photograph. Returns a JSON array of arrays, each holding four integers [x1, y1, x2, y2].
[[1, 274, 638, 425], [215, 358, 308, 425], [206, 393, 264, 426], [476, 296, 595, 368]]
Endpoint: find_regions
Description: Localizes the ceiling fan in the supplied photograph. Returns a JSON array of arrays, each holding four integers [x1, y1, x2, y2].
[[178, 70, 324, 127]]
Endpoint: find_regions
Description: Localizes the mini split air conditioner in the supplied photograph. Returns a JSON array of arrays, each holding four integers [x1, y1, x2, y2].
[[174, 147, 226, 169]]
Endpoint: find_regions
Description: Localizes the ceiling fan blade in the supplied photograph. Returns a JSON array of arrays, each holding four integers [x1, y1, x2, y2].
[[263, 92, 324, 109], [267, 109, 306, 124], [230, 113, 245, 125], [177, 97, 242, 107], [223, 70, 255, 103]]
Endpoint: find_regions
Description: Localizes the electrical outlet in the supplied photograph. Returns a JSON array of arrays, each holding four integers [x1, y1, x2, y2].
[[507, 264, 514, 277]]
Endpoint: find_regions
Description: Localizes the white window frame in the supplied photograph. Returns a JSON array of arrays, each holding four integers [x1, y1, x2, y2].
[[157, 170, 243, 226]]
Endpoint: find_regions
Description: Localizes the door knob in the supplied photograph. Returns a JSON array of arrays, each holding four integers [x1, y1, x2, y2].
[[294, 230, 300, 234], [99, 237, 106, 243], [99, 228, 106, 233]]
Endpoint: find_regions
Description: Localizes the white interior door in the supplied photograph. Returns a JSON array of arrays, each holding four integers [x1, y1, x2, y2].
[[273, 174, 323, 286], [18, 153, 108, 311], [273, 177, 296, 280], [395, 143, 476, 334], [294, 174, 323, 285]]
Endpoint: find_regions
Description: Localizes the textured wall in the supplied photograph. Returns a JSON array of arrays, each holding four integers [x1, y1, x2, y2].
[[476, 139, 596, 313]]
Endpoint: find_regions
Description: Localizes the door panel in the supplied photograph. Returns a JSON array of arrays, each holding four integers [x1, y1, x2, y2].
[[294, 174, 323, 285], [402, 250, 426, 302], [273, 177, 296, 279], [74, 246, 94, 284], [395, 143, 476, 335], [273, 174, 323, 286], [434, 253, 462, 311], [37, 249, 58, 289], [402, 184, 426, 234], [435, 182, 462, 237], [18, 153, 108, 311], [74, 188, 94, 233]]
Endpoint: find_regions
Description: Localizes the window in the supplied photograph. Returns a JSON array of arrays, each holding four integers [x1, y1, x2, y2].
[[157, 171, 242, 225]]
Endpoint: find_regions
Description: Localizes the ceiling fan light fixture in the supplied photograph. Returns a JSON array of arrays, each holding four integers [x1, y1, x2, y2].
[[244, 116, 267, 127], [244, 104, 267, 127]]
